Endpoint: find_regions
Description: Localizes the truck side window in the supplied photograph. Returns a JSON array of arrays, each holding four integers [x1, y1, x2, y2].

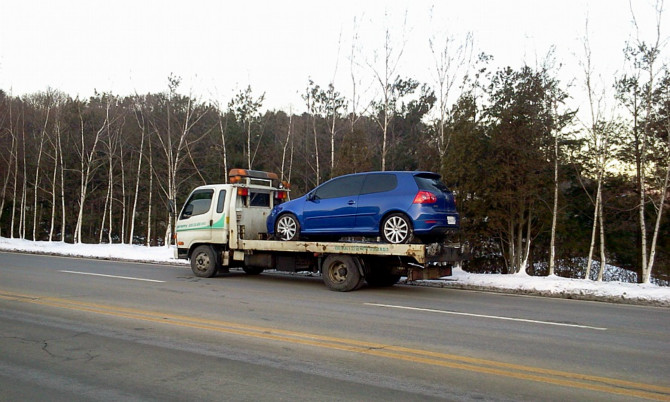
[[216, 190, 226, 213], [180, 189, 214, 219]]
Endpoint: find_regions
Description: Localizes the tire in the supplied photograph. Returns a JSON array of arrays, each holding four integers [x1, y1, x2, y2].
[[366, 271, 402, 287], [321, 255, 364, 291], [190, 245, 219, 278], [242, 266, 264, 275], [363, 259, 401, 287], [381, 213, 413, 244], [275, 214, 300, 241]]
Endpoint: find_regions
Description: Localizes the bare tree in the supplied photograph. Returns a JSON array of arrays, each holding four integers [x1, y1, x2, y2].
[[0, 94, 17, 237], [618, 0, 668, 283], [368, 11, 407, 171], [73, 99, 106, 244], [129, 97, 147, 244], [579, 19, 612, 281], [151, 75, 210, 245], [280, 107, 294, 183], [303, 80, 322, 184], [229, 85, 265, 170], [325, 83, 347, 178], [429, 28, 473, 167]]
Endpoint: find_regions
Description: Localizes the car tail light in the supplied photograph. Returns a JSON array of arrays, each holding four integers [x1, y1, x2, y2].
[[413, 190, 437, 204]]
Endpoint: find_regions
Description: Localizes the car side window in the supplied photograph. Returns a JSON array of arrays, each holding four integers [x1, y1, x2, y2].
[[313, 175, 365, 199], [180, 189, 214, 219], [360, 174, 397, 194]]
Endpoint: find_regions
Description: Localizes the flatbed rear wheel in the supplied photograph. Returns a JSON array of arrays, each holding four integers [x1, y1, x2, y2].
[[243, 266, 264, 275], [321, 255, 364, 291]]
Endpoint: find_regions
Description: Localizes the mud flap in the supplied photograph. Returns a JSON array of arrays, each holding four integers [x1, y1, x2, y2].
[[407, 265, 452, 281]]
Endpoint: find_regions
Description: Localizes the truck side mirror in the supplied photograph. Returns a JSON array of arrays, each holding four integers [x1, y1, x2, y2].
[[168, 199, 176, 217]]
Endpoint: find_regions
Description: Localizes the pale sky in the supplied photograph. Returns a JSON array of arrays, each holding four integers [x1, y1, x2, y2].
[[0, 0, 667, 114]]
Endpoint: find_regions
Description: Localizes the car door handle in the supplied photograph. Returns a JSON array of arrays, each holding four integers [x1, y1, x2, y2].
[[347, 200, 356, 205]]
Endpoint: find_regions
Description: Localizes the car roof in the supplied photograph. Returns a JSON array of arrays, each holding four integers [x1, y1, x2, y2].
[[339, 171, 440, 178]]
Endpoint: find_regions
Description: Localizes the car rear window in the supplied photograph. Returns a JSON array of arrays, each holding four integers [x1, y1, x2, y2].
[[414, 174, 450, 193], [361, 174, 397, 194]]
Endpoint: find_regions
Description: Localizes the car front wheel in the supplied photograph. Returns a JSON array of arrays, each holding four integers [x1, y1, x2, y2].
[[381, 213, 413, 244], [275, 214, 300, 241]]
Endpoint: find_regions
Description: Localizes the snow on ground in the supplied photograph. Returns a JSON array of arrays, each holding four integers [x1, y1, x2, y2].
[[1, 237, 668, 307]]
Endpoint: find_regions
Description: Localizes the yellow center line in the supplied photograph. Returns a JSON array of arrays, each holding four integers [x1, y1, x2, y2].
[[1, 290, 668, 401]]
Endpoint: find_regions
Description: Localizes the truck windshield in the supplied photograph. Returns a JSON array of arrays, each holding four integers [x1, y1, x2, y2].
[[181, 189, 214, 219]]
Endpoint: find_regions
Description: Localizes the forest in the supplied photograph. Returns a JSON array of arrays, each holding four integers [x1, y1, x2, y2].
[[1, 17, 669, 286]]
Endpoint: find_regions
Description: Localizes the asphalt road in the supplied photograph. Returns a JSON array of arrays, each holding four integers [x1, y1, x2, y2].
[[1, 251, 668, 401]]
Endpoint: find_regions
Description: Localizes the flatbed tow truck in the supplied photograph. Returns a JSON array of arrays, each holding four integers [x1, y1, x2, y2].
[[173, 169, 463, 291]]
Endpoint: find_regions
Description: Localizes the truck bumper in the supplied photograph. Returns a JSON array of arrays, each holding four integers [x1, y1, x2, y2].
[[174, 246, 187, 260]]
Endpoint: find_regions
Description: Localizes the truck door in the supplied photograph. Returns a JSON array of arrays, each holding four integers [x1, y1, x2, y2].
[[176, 188, 215, 244], [210, 189, 228, 244]]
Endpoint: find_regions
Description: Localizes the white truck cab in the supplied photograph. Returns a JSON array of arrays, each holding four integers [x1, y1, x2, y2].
[[175, 169, 285, 261]]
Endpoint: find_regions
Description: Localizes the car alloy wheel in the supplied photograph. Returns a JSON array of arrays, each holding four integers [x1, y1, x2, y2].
[[381, 213, 412, 244], [276, 214, 300, 241]]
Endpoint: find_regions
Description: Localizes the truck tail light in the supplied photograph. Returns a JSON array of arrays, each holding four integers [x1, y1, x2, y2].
[[276, 191, 287, 200], [413, 191, 437, 204], [237, 188, 249, 196]]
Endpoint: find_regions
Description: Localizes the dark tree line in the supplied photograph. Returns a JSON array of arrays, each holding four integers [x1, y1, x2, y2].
[[1, 58, 669, 284]]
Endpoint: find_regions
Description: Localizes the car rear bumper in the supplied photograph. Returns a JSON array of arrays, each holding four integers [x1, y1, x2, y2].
[[413, 213, 460, 234]]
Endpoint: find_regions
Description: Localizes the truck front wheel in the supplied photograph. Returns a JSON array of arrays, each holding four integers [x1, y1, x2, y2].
[[191, 245, 219, 278], [321, 255, 364, 291]]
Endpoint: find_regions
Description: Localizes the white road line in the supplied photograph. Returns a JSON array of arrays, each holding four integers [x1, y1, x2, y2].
[[59, 270, 165, 283], [365, 303, 607, 331]]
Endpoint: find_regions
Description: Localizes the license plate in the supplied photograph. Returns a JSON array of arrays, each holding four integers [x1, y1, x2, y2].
[[447, 216, 456, 225]]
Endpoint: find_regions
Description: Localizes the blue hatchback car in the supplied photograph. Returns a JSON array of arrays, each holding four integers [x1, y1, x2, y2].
[[267, 171, 459, 244]]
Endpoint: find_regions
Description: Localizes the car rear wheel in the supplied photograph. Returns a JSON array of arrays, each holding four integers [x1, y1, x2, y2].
[[381, 213, 413, 244], [275, 214, 300, 241]]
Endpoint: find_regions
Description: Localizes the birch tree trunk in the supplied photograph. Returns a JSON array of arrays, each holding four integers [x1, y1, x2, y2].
[[217, 109, 228, 183], [281, 111, 292, 183], [20, 121, 27, 239], [32, 107, 49, 240], [129, 103, 146, 244], [597, 196, 607, 281], [549, 134, 558, 276], [146, 136, 153, 246], [1, 101, 17, 237], [58, 119, 66, 242], [48, 126, 58, 241]]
